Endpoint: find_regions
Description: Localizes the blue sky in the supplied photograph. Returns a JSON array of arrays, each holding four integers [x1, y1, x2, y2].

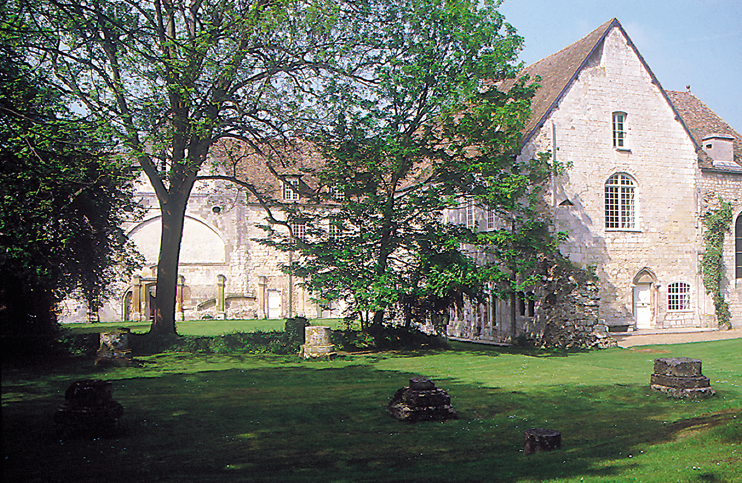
[[498, 0, 742, 132]]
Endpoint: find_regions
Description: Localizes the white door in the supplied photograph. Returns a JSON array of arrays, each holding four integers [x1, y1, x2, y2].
[[268, 290, 282, 319], [633, 284, 651, 329]]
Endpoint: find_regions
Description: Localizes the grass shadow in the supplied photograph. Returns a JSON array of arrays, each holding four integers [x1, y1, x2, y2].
[[4, 352, 741, 483]]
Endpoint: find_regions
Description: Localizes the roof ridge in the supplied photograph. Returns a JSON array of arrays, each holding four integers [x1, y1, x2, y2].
[[524, 18, 617, 71], [518, 18, 619, 145]]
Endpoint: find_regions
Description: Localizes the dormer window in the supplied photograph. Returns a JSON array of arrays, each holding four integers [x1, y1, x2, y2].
[[612, 112, 627, 149], [702, 134, 738, 169], [331, 185, 345, 201], [283, 177, 299, 201]]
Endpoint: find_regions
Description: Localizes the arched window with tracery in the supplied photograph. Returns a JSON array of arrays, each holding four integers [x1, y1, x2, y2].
[[605, 173, 636, 229]]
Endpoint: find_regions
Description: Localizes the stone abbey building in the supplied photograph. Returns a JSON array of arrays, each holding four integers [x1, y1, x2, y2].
[[61, 19, 742, 340], [449, 19, 742, 341]]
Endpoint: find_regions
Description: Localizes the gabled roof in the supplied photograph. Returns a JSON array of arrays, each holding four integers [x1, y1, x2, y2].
[[517, 18, 616, 143], [516, 18, 741, 173], [517, 19, 692, 149], [666, 90, 742, 171]]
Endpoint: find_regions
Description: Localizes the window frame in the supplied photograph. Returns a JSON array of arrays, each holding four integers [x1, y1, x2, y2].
[[465, 199, 475, 230], [612, 111, 628, 149], [328, 220, 342, 240], [667, 282, 691, 311], [486, 209, 495, 231], [290, 220, 306, 241], [605, 173, 637, 230], [330, 185, 345, 202], [283, 177, 300, 201]]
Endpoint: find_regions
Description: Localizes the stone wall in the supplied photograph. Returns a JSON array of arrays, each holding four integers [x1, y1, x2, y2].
[[522, 26, 707, 330], [698, 172, 742, 328], [528, 259, 613, 349], [58, 175, 342, 323]]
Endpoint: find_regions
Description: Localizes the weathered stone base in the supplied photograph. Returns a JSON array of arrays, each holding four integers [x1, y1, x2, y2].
[[387, 377, 457, 422], [650, 357, 715, 399], [95, 329, 133, 366], [299, 344, 336, 359], [54, 380, 124, 438], [300, 326, 336, 359], [650, 384, 716, 399], [524, 428, 562, 455]]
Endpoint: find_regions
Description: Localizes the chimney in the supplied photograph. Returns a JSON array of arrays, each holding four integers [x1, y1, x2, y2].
[[701, 134, 737, 168]]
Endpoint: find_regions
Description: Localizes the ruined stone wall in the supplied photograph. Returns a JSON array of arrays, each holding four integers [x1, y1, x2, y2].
[[528, 261, 612, 349], [59, 176, 340, 323]]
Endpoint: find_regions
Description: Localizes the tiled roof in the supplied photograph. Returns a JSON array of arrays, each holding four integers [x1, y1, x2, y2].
[[209, 138, 328, 201], [666, 90, 742, 170], [515, 19, 617, 144], [513, 18, 741, 173]]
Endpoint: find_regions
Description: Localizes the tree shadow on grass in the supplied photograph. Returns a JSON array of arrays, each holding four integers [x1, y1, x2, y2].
[[3, 361, 740, 483], [448, 339, 597, 358]]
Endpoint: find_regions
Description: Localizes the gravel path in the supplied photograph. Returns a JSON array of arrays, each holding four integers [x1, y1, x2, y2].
[[612, 328, 742, 348]]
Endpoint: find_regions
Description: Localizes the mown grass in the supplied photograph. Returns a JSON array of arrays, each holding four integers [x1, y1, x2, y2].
[[2, 338, 741, 483], [60, 318, 348, 336]]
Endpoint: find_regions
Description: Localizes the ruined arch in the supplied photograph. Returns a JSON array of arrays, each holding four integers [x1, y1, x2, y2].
[[127, 213, 227, 264]]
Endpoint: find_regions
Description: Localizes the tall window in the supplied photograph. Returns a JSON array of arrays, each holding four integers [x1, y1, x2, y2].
[[465, 199, 475, 230], [283, 178, 299, 201], [612, 112, 627, 148], [605, 173, 636, 229], [736, 214, 742, 279], [486, 209, 495, 231], [668, 282, 690, 311]]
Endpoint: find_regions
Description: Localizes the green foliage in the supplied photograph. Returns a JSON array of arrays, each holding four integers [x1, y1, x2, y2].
[[259, 0, 561, 330], [0, 12, 142, 358], [283, 316, 311, 351], [15, 0, 397, 336], [700, 200, 733, 329], [171, 332, 291, 355]]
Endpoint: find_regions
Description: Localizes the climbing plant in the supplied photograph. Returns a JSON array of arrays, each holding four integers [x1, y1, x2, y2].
[[700, 200, 733, 329]]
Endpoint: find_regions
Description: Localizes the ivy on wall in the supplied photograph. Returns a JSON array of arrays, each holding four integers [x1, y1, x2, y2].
[[700, 199, 733, 329]]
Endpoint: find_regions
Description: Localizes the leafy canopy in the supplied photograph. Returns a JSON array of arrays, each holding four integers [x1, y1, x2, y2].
[[255, 0, 560, 330], [0, 11, 141, 348]]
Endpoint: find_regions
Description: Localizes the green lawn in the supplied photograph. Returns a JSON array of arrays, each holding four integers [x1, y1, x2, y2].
[[2, 338, 741, 483], [60, 318, 348, 336]]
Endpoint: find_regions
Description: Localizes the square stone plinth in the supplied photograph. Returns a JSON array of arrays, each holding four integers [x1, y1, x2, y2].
[[654, 358, 702, 377]]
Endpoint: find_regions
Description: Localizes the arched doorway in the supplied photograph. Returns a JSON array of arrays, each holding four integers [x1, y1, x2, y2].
[[632, 269, 657, 329]]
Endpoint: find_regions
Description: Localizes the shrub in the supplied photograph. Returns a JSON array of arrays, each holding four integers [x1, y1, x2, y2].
[[368, 325, 449, 351]]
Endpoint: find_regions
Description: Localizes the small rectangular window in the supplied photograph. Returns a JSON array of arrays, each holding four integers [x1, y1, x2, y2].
[[284, 178, 299, 201], [331, 186, 345, 201], [612, 112, 626, 148], [290, 221, 306, 241], [486, 209, 495, 231]]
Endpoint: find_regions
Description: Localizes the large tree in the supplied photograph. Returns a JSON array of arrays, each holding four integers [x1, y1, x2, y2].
[[0, 20, 140, 356], [16, 0, 380, 339], [255, 0, 558, 332]]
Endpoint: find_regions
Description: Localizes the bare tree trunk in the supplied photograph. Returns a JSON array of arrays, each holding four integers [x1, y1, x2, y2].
[[510, 277, 517, 342], [148, 186, 192, 338]]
